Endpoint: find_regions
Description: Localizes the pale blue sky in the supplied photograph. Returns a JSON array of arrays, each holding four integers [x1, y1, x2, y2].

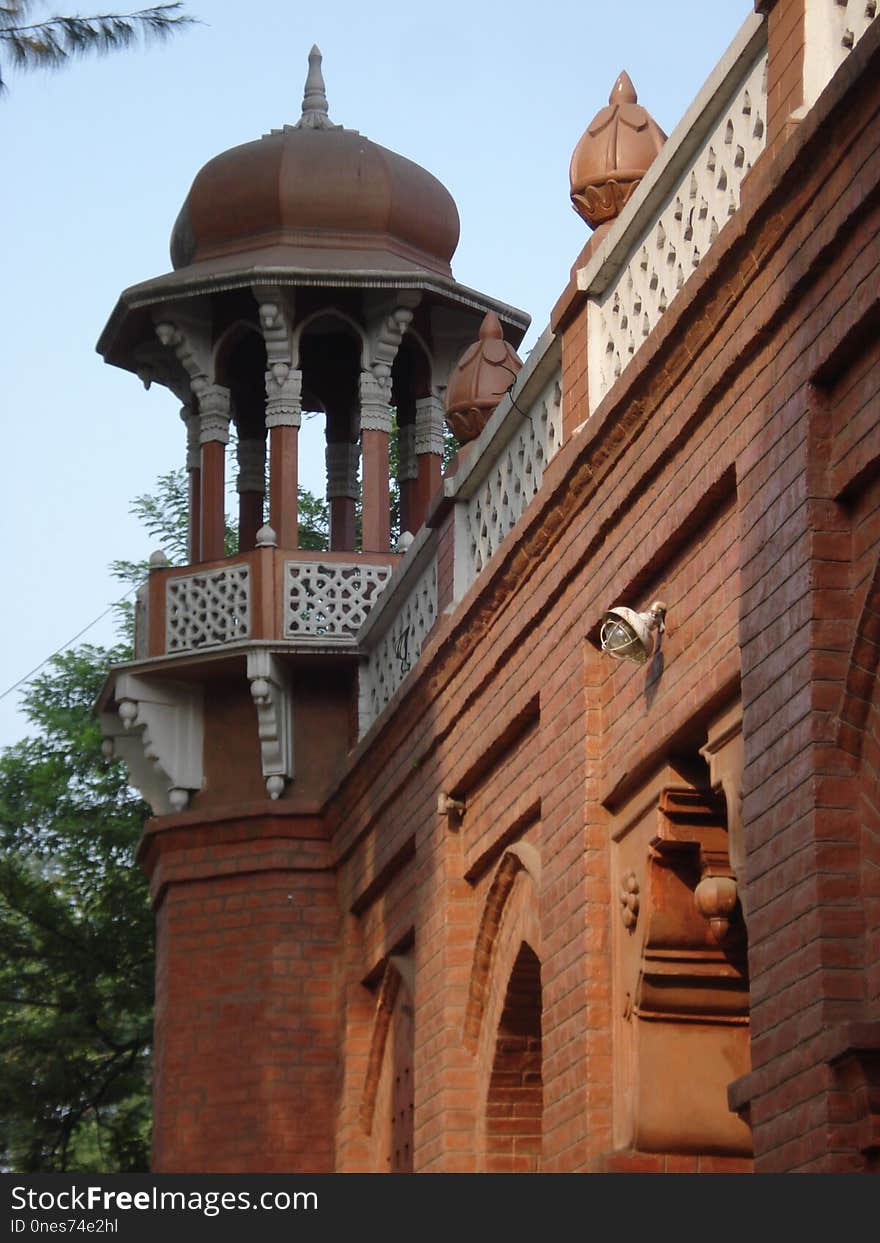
[[0, 0, 750, 748]]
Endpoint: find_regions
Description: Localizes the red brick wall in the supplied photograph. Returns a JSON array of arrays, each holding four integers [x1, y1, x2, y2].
[[145, 818, 338, 1173], [143, 16, 880, 1175]]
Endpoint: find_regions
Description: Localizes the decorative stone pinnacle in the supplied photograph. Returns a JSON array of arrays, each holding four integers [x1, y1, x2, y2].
[[295, 45, 340, 131], [569, 69, 666, 232], [444, 311, 523, 445], [610, 69, 638, 106]]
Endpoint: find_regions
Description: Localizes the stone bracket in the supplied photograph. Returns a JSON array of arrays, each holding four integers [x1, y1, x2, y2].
[[247, 651, 294, 799], [101, 673, 204, 815], [651, 786, 740, 943]]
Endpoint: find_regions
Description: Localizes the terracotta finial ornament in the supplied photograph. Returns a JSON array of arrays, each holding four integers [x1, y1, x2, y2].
[[569, 70, 666, 231], [444, 311, 523, 445], [295, 44, 340, 130]]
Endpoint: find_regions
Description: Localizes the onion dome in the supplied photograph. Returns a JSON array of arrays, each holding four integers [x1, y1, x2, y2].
[[569, 71, 666, 231], [444, 311, 523, 444], [169, 46, 460, 278]]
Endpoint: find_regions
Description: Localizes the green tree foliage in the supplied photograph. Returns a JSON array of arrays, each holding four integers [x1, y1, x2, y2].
[[0, 645, 153, 1171], [0, 3, 197, 93]]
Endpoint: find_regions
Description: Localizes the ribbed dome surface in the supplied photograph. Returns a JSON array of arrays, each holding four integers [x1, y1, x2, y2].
[[170, 47, 460, 277]]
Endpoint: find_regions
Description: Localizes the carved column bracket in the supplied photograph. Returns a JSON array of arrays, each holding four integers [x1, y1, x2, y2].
[[247, 651, 294, 799], [101, 673, 204, 815], [415, 393, 447, 458], [652, 786, 741, 944]]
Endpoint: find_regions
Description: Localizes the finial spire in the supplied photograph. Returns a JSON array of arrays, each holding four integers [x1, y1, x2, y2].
[[295, 44, 339, 130]]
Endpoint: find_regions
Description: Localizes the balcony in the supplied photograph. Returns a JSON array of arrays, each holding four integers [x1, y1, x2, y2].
[[134, 545, 400, 660]]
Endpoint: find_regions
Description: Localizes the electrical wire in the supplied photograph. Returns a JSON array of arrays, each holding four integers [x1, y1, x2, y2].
[[0, 585, 139, 704]]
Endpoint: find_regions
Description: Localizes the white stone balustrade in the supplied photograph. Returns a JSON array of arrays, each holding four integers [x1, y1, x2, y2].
[[358, 549, 438, 732], [460, 370, 562, 584], [166, 564, 251, 651], [582, 19, 768, 411], [285, 561, 393, 640], [803, 0, 878, 110]]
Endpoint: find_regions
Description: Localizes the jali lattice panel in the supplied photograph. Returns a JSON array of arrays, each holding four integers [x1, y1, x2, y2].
[[166, 565, 251, 651], [284, 561, 393, 640]]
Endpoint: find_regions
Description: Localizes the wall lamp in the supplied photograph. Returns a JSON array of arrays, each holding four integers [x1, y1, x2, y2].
[[599, 600, 667, 665]]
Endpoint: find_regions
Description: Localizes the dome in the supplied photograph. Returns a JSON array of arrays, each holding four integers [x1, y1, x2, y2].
[[170, 46, 460, 278]]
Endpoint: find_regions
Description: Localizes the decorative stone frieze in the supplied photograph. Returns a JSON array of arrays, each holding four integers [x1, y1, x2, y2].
[[101, 673, 204, 815], [415, 394, 447, 457], [246, 650, 294, 799], [325, 442, 360, 499]]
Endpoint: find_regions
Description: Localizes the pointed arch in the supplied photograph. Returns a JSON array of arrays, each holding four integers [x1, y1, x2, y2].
[[359, 953, 413, 1135], [292, 307, 367, 368], [464, 844, 541, 1052]]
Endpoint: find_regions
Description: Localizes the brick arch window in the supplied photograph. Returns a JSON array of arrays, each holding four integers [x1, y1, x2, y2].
[[485, 941, 542, 1173]]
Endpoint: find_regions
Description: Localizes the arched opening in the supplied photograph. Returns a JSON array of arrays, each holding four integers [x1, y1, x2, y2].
[[485, 941, 542, 1172], [215, 323, 268, 553], [300, 320, 362, 552]]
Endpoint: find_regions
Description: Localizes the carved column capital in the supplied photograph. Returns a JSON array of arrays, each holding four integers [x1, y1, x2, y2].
[[415, 394, 447, 457], [359, 370, 392, 433], [197, 385, 232, 444], [265, 367, 303, 428]]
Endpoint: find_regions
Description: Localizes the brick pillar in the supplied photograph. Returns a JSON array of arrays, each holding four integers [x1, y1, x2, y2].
[[142, 815, 339, 1173], [197, 386, 231, 562]]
